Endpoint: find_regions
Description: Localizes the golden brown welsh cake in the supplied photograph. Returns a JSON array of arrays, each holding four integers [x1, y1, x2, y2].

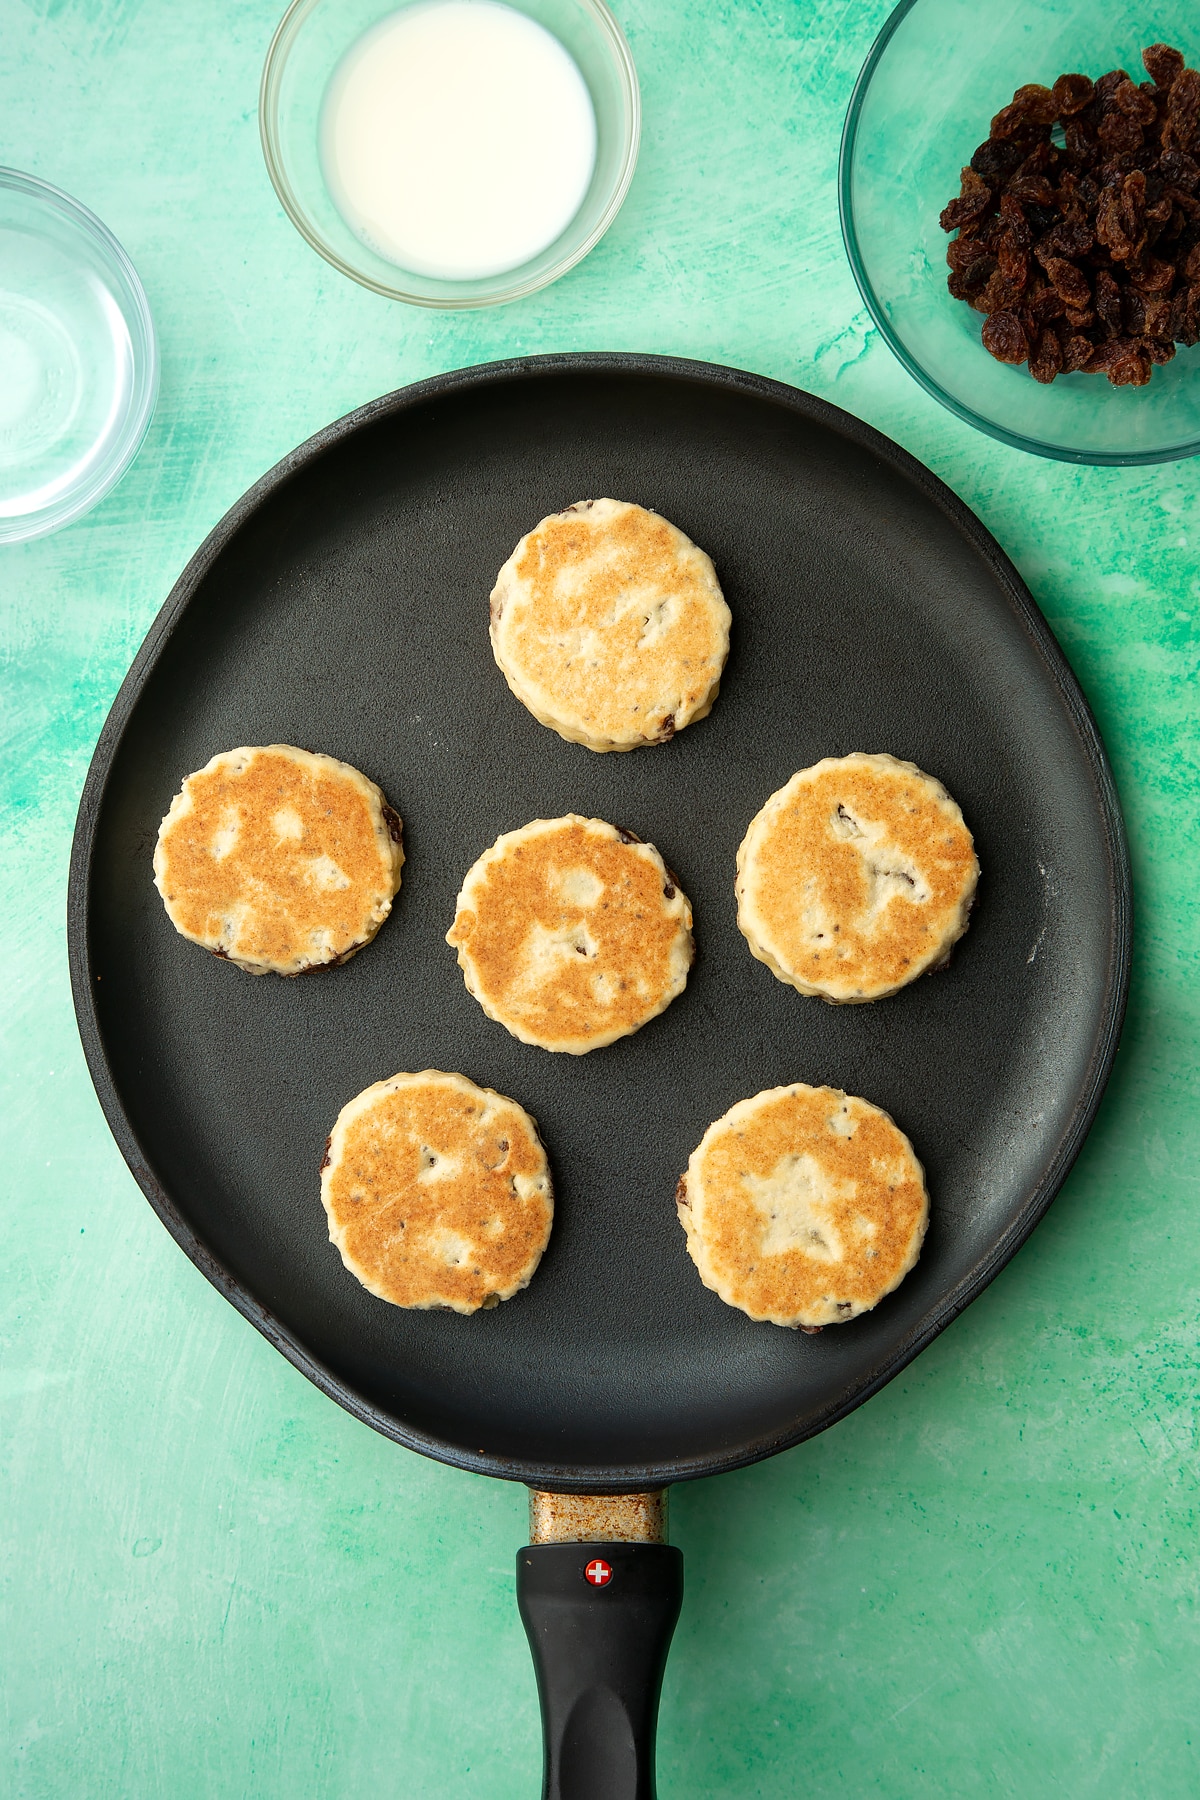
[[446, 815, 694, 1053], [320, 1070, 553, 1314], [153, 744, 403, 975], [489, 498, 731, 751], [676, 1083, 928, 1329], [736, 753, 978, 1003]]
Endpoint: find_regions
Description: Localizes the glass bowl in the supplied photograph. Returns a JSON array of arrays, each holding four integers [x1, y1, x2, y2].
[[840, 0, 1200, 463], [260, 0, 640, 308], [0, 169, 158, 542]]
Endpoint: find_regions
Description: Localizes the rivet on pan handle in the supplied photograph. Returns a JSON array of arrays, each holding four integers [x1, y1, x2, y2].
[[517, 1490, 682, 1800]]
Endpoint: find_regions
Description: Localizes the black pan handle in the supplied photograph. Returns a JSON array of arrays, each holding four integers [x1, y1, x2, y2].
[[516, 1540, 684, 1800]]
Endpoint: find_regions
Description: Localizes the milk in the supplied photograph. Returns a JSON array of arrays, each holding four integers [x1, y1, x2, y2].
[[320, 1, 598, 281]]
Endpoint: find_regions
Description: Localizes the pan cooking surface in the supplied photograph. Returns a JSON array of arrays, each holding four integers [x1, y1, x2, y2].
[[70, 358, 1129, 1490]]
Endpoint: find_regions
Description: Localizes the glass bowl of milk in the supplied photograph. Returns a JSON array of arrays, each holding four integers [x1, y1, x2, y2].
[[260, 0, 639, 306]]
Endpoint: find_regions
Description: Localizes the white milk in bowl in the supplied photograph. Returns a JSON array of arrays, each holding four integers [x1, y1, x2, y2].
[[320, 0, 598, 281]]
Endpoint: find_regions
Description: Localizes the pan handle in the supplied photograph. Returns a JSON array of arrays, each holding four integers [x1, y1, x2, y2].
[[516, 1493, 682, 1800]]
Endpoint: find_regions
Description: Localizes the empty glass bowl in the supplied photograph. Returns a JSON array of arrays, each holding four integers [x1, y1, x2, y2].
[[0, 170, 158, 542], [840, 0, 1200, 463], [260, 0, 640, 308]]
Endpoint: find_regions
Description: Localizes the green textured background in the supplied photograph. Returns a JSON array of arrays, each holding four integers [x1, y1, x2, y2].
[[3, 1, 1199, 1793]]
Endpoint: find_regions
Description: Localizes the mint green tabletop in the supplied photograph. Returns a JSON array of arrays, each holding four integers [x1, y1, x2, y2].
[[3, 3, 1198, 1795]]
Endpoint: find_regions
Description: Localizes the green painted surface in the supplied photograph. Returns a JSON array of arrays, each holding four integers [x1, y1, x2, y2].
[[2, 0, 1198, 1793]]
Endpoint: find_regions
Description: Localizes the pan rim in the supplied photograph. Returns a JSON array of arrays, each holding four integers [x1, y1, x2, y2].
[[67, 352, 1132, 1494]]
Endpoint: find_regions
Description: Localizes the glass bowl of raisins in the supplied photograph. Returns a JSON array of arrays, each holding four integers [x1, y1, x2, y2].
[[840, 0, 1200, 462]]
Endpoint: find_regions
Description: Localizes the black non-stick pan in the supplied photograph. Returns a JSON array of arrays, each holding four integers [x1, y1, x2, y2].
[[69, 355, 1130, 1798]]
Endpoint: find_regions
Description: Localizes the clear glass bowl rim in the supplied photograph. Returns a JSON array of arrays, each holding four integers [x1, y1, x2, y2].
[[0, 166, 159, 542], [258, 0, 642, 309], [837, 0, 1200, 467]]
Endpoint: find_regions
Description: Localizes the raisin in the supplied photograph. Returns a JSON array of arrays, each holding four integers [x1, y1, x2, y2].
[[1167, 285, 1194, 341], [1040, 255, 1091, 306], [1028, 327, 1064, 382], [1132, 255, 1176, 293], [1096, 171, 1147, 261], [1024, 202, 1060, 238], [997, 240, 1030, 289], [1008, 174, 1056, 206], [1044, 217, 1096, 258], [1053, 72, 1095, 115], [981, 310, 1029, 363], [1098, 110, 1144, 156], [992, 99, 1047, 140], [971, 139, 1025, 181], [1121, 287, 1147, 334], [1114, 78, 1159, 126], [1026, 285, 1066, 324], [1167, 68, 1200, 150], [972, 214, 1006, 252], [1012, 82, 1059, 124], [1094, 266, 1124, 334], [999, 190, 1032, 246], [1108, 346, 1153, 385], [1142, 335, 1177, 364], [1093, 69, 1133, 105], [1064, 117, 1098, 162], [1063, 333, 1095, 371], [1168, 186, 1200, 220], [947, 235, 995, 274], [1143, 44, 1186, 91], [1087, 336, 1128, 372], [1143, 293, 1174, 335], [1014, 140, 1056, 180], [1160, 149, 1200, 191], [940, 170, 994, 232], [978, 269, 1023, 313]]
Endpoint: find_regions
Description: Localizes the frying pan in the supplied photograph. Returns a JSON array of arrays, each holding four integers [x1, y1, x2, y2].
[[68, 355, 1130, 1797]]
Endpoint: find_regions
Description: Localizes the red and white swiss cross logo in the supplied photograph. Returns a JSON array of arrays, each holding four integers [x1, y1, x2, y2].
[[584, 1558, 613, 1587]]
